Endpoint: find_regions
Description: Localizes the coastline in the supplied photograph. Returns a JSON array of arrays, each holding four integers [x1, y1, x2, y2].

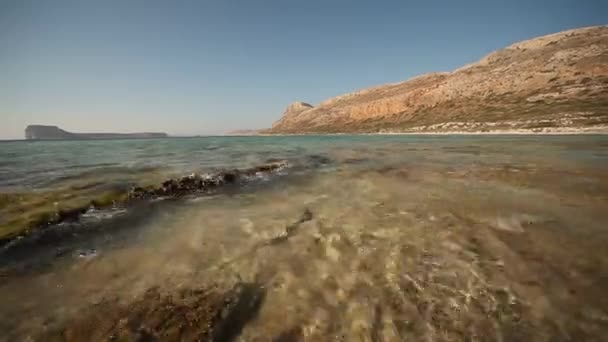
[[257, 126, 608, 136], [371, 127, 608, 135]]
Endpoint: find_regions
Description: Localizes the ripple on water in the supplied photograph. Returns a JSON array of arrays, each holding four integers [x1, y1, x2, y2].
[[1, 136, 608, 340]]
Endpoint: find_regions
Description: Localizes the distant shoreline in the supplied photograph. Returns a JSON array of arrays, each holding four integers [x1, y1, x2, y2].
[[370, 128, 608, 135], [256, 127, 608, 136], [2, 129, 608, 141]]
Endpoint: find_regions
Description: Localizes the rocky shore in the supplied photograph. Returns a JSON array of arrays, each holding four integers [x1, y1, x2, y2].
[[0, 161, 289, 247], [128, 161, 288, 200]]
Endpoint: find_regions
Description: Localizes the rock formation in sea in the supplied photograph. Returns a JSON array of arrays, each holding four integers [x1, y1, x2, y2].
[[25, 125, 168, 140], [268, 26, 608, 133], [0, 160, 290, 245]]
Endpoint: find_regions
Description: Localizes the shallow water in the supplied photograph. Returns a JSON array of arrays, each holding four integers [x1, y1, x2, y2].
[[1, 135, 608, 341]]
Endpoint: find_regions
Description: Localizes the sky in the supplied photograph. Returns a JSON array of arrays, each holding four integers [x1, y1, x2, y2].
[[0, 0, 606, 139]]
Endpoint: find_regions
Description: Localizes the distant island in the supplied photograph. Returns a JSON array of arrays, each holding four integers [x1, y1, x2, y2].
[[225, 129, 262, 136], [267, 26, 608, 134], [25, 125, 168, 140]]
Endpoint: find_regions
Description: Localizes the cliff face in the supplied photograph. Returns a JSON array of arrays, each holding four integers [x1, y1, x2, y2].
[[25, 125, 168, 140], [269, 26, 608, 133], [25, 125, 75, 140]]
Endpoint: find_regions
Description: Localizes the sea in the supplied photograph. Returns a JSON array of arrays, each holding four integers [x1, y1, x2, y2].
[[1, 135, 607, 340]]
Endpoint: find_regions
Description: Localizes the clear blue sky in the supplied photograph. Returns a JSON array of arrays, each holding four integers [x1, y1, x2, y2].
[[1, 0, 605, 139]]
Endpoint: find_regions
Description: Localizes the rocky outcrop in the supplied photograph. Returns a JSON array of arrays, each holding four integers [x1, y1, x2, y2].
[[42, 282, 266, 341], [128, 160, 289, 200], [0, 161, 290, 246], [25, 125, 75, 139], [271, 102, 314, 129], [268, 26, 608, 133], [25, 125, 168, 140], [284, 101, 314, 115]]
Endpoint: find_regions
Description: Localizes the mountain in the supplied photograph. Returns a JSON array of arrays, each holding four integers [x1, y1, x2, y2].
[[269, 26, 608, 134], [25, 125, 168, 140]]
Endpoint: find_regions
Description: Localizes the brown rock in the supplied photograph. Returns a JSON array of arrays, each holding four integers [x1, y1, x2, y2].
[[44, 282, 266, 342], [268, 26, 608, 133]]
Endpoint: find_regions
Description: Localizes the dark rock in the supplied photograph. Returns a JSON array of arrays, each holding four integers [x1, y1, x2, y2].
[[210, 282, 266, 341], [273, 327, 303, 342], [253, 164, 277, 173], [344, 157, 369, 164], [42, 282, 265, 342], [219, 171, 238, 184], [178, 174, 204, 190], [126, 161, 289, 201], [270, 208, 313, 245], [300, 208, 313, 222], [265, 158, 285, 164], [57, 207, 88, 222], [307, 155, 332, 167], [128, 186, 153, 199]]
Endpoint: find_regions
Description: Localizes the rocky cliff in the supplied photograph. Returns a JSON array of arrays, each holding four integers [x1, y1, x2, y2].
[[25, 125, 168, 140], [269, 26, 608, 133]]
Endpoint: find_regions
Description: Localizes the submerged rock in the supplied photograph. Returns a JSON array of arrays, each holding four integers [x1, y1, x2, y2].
[[0, 161, 290, 249], [127, 160, 289, 200], [43, 282, 266, 342]]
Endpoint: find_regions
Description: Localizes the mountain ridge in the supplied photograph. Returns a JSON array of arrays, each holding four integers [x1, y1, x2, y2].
[[268, 26, 608, 134]]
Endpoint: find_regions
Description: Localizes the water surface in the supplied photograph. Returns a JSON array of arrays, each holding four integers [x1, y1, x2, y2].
[[1, 135, 607, 341]]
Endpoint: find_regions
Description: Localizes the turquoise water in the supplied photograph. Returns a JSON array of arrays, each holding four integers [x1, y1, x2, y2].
[[1, 135, 606, 190], [1, 135, 608, 340]]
